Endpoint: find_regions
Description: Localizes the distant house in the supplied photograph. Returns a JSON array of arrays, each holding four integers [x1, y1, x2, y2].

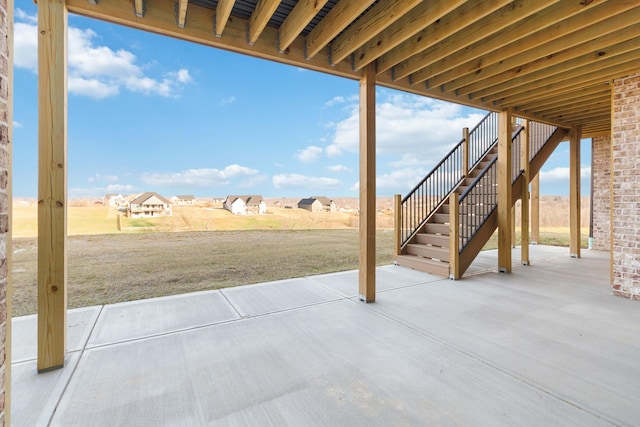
[[103, 193, 124, 208], [171, 195, 196, 205], [128, 192, 172, 218], [224, 195, 267, 215], [298, 196, 337, 213]]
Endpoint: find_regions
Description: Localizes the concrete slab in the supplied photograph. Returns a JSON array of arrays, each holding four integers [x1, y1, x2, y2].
[[369, 251, 640, 427], [221, 277, 342, 317], [308, 265, 443, 297], [12, 353, 80, 427], [50, 301, 606, 427], [13, 247, 637, 426], [12, 306, 101, 363], [87, 290, 239, 347]]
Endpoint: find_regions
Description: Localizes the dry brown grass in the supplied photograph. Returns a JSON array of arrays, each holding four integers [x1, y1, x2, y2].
[[12, 230, 395, 316], [11, 196, 587, 317]]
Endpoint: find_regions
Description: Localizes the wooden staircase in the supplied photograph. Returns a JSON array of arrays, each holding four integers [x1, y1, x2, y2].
[[395, 117, 568, 279], [396, 146, 499, 277]]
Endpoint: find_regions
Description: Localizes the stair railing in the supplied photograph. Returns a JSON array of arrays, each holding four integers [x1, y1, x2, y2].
[[456, 125, 526, 256], [398, 112, 498, 247]]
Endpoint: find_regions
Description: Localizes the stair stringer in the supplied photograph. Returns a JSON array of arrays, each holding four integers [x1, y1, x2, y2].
[[456, 127, 569, 277]]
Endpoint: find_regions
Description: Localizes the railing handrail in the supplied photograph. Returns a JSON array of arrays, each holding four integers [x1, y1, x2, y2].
[[400, 138, 464, 204], [459, 156, 498, 201], [399, 112, 497, 247]]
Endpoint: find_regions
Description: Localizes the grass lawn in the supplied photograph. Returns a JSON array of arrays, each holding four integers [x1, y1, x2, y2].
[[12, 229, 395, 316]]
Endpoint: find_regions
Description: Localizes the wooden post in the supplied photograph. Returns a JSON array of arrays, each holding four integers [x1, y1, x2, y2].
[[521, 120, 530, 265], [38, 0, 68, 372], [449, 191, 460, 279], [462, 127, 470, 176], [511, 206, 516, 247], [531, 173, 540, 244], [359, 63, 376, 303], [570, 126, 582, 258], [394, 194, 401, 257], [497, 110, 512, 273]]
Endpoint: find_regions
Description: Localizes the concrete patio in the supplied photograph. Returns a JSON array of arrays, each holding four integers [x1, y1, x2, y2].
[[12, 246, 640, 426]]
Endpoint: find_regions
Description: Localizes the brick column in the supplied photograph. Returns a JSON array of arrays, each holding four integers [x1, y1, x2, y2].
[[591, 135, 611, 251], [0, 0, 12, 422], [612, 73, 640, 300]]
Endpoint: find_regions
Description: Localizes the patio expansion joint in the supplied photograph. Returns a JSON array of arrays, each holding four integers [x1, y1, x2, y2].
[[84, 297, 350, 352], [46, 304, 105, 426], [349, 297, 620, 427]]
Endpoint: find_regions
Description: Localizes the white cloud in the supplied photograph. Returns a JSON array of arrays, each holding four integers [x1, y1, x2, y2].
[[88, 173, 119, 183], [14, 11, 192, 99], [296, 145, 323, 163], [326, 92, 484, 160], [220, 96, 236, 106], [349, 166, 430, 193], [14, 21, 37, 70], [107, 184, 136, 193], [540, 165, 591, 183], [325, 96, 345, 107], [13, 121, 24, 128], [140, 164, 259, 187], [69, 183, 136, 198], [327, 164, 350, 173], [273, 174, 341, 190]]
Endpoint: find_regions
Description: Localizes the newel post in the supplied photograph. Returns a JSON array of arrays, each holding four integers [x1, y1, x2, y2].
[[394, 194, 402, 257], [462, 127, 470, 176], [449, 191, 460, 279]]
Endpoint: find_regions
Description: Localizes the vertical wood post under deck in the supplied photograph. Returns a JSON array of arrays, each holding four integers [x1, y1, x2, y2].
[[359, 64, 376, 303], [448, 191, 460, 280], [521, 120, 530, 265], [531, 173, 540, 244], [570, 126, 582, 258], [38, 0, 68, 372], [394, 194, 401, 257], [462, 127, 469, 176], [497, 110, 512, 273]]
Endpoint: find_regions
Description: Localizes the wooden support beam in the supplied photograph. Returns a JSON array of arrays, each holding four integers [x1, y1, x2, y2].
[[497, 110, 512, 273], [330, 0, 421, 65], [521, 120, 530, 265], [359, 63, 376, 303], [177, 0, 188, 28], [394, 194, 401, 256], [570, 126, 582, 258], [395, 0, 555, 82], [353, 0, 465, 71], [462, 127, 469, 176], [531, 172, 540, 245], [38, 0, 68, 372], [278, 0, 328, 52], [248, 0, 282, 45], [511, 206, 516, 248], [377, 0, 511, 74], [134, 0, 144, 18], [455, 21, 640, 95], [215, 0, 236, 37], [305, 0, 374, 60], [449, 191, 460, 280], [476, 50, 640, 103], [426, 0, 615, 89]]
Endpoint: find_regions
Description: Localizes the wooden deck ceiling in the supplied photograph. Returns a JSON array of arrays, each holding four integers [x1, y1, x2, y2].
[[64, 0, 640, 137]]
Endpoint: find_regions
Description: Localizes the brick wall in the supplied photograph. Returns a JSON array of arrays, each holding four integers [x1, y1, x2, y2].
[[612, 72, 640, 300], [591, 135, 611, 251], [0, 0, 10, 422]]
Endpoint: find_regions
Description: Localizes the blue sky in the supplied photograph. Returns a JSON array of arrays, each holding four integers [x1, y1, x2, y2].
[[13, 3, 591, 199]]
